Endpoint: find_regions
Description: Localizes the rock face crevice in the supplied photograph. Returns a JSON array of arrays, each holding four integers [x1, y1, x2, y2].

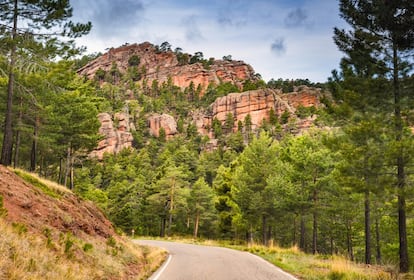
[[78, 42, 257, 92], [90, 112, 134, 159]]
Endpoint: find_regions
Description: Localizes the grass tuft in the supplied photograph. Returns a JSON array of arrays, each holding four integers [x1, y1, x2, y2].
[[13, 169, 65, 198]]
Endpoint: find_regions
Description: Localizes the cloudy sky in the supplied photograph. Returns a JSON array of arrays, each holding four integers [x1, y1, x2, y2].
[[71, 0, 347, 82]]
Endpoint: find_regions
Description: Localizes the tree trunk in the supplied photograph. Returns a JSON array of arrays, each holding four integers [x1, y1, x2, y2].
[[375, 216, 381, 264], [13, 96, 23, 168], [58, 157, 63, 184], [64, 145, 71, 188], [160, 218, 166, 237], [248, 224, 254, 245], [312, 189, 318, 255], [267, 225, 272, 247], [346, 220, 354, 261], [30, 115, 40, 172], [167, 178, 175, 237], [393, 44, 409, 273], [69, 154, 74, 190], [364, 190, 371, 264], [292, 215, 297, 247], [193, 211, 200, 238], [300, 215, 306, 252], [1, 0, 18, 166], [262, 215, 268, 246]]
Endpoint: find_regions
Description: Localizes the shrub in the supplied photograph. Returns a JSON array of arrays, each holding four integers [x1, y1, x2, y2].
[[83, 243, 93, 252]]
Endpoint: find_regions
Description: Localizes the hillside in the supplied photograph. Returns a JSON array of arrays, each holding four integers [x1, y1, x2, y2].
[[77, 41, 258, 92], [78, 42, 328, 159], [0, 165, 164, 279]]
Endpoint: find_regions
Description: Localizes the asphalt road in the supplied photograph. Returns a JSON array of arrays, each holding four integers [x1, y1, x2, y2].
[[135, 240, 298, 280]]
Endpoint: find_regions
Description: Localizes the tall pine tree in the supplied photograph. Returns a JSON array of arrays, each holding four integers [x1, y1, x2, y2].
[[0, 0, 91, 165], [334, 0, 414, 272]]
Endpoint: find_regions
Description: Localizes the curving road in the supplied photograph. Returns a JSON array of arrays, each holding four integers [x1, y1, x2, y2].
[[135, 240, 298, 280]]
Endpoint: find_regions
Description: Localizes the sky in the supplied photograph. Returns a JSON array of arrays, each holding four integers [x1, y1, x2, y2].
[[70, 0, 348, 83]]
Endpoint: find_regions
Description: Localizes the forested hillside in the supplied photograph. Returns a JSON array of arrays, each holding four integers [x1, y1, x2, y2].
[[0, 0, 413, 276]]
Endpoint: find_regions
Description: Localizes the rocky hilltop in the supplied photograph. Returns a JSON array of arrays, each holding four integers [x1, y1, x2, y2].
[[81, 42, 327, 158], [78, 42, 257, 91]]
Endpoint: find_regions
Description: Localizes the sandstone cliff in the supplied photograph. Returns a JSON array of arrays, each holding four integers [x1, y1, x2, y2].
[[90, 112, 135, 159], [78, 42, 257, 92], [193, 86, 324, 135], [91, 86, 325, 156]]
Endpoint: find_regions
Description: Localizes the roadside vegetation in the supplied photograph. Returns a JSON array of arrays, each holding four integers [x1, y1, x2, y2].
[[0, 218, 166, 280], [0, 168, 166, 280]]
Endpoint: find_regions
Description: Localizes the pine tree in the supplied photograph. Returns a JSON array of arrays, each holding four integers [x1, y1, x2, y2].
[[0, 0, 91, 165], [334, 0, 414, 271], [188, 177, 215, 238]]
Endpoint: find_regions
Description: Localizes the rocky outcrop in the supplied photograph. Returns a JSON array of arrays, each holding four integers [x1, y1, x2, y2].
[[147, 113, 178, 138], [77, 42, 257, 92], [91, 87, 326, 156], [194, 86, 324, 135], [90, 112, 134, 159]]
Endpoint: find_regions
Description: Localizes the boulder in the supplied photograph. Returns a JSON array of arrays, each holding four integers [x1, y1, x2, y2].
[[147, 113, 177, 138]]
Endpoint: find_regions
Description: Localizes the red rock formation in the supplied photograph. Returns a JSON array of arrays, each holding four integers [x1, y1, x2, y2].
[[91, 87, 326, 156], [194, 86, 324, 135], [90, 112, 134, 159], [147, 113, 177, 138], [77, 42, 257, 93]]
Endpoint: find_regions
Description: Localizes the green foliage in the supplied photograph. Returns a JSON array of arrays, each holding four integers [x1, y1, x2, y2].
[[212, 118, 223, 138], [12, 222, 28, 235], [43, 228, 54, 248], [188, 177, 217, 237], [128, 55, 140, 66], [106, 236, 117, 248], [95, 68, 106, 81], [14, 170, 61, 198], [296, 105, 316, 118], [280, 111, 290, 124], [73, 52, 101, 69], [83, 243, 93, 252], [62, 233, 75, 258]]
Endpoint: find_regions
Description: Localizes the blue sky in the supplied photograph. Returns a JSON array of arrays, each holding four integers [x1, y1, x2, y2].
[[71, 0, 347, 82]]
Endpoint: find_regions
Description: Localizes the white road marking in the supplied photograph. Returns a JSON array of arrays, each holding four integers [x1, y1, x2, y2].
[[150, 254, 172, 280]]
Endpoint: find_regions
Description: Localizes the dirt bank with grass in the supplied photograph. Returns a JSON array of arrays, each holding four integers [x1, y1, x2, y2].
[[0, 165, 165, 279]]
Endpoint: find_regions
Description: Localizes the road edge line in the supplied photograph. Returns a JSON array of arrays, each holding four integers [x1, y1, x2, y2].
[[150, 253, 172, 280]]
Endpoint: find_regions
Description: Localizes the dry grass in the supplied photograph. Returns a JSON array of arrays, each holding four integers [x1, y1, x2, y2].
[[0, 218, 166, 280], [13, 168, 71, 198], [237, 243, 395, 280]]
